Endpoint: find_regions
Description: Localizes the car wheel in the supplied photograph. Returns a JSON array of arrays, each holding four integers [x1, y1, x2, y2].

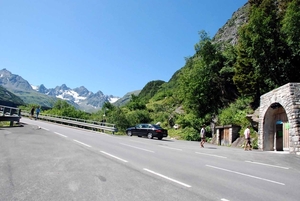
[[158, 137, 163, 140], [127, 131, 132, 136], [147, 133, 153, 139]]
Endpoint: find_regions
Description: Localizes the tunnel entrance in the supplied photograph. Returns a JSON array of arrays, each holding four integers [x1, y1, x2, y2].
[[263, 103, 289, 151]]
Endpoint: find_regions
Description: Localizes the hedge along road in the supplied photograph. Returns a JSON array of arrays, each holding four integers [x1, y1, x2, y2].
[[1, 117, 300, 201]]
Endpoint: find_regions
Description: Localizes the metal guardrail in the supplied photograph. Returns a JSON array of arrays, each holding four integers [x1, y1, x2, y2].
[[0, 105, 21, 126], [21, 111, 118, 134]]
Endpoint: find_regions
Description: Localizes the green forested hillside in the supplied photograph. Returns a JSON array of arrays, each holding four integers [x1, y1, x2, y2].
[[9, 89, 57, 109], [113, 90, 141, 107], [0, 85, 25, 107], [138, 80, 165, 103]]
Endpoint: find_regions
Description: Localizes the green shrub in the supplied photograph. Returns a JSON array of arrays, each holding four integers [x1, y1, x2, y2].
[[181, 127, 199, 141], [205, 137, 212, 143], [218, 97, 253, 126], [251, 134, 259, 149]]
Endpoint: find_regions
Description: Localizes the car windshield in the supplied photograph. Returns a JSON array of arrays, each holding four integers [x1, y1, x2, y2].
[[152, 125, 163, 129]]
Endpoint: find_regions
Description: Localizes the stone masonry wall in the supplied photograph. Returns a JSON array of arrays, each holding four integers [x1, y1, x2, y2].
[[259, 83, 300, 154]]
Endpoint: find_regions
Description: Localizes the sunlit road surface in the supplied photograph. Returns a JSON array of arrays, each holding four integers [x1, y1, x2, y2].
[[1, 118, 300, 201]]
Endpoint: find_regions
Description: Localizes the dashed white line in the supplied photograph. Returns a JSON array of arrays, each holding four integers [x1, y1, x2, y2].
[[221, 199, 230, 201], [195, 152, 227, 159], [54, 132, 67, 138], [73, 140, 91, 148], [120, 143, 154, 153], [42, 127, 49, 131], [159, 145, 182, 151], [245, 161, 289, 170], [100, 151, 128, 163], [143, 168, 191, 188], [129, 140, 148, 144], [206, 165, 285, 186]]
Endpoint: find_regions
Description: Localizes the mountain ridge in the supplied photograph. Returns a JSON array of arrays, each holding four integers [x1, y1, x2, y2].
[[0, 68, 121, 112]]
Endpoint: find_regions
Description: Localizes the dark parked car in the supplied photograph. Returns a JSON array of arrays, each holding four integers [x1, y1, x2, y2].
[[126, 123, 168, 140]]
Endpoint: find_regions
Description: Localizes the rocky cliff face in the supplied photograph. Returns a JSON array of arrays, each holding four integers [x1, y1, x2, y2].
[[212, 2, 249, 45]]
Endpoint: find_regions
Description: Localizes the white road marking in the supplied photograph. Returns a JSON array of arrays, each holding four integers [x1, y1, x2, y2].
[[120, 143, 154, 153], [54, 132, 67, 138], [245, 161, 289, 170], [221, 199, 230, 201], [206, 165, 285, 186], [129, 139, 148, 144], [78, 132, 94, 137], [73, 140, 91, 148], [100, 151, 128, 163], [195, 152, 227, 158], [159, 145, 182, 151], [41, 127, 49, 131], [143, 168, 191, 188]]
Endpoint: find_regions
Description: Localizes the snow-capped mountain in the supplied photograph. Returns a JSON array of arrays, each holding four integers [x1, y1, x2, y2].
[[0, 68, 120, 111], [33, 83, 119, 110]]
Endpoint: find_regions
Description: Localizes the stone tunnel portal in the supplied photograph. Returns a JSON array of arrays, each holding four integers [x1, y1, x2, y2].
[[262, 103, 289, 151]]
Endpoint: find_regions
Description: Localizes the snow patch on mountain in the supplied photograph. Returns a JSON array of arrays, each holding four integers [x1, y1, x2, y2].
[[109, 97, 119, 103], [31, 85, 38, 90], [56, 89, 87, 103]]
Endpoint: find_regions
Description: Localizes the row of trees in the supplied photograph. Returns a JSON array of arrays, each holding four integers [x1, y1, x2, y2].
[[234, 0, 300, 107]]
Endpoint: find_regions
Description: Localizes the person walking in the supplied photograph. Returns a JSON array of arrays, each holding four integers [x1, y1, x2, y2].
[[200, 125, 206, 148], [30, 107, 35, 119], [244, 126, 252, 150], [35, 107, 40, 120]]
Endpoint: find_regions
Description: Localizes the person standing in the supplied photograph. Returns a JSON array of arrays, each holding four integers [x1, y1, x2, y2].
[[200, 125, 206, 148], [244, 126, 252, 150], [36, 107, 40, 120]]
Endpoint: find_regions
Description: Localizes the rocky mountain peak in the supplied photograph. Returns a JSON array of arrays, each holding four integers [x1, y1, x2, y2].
[[0, 68, 11, 76], [37, 84, 48, 93], [0, 68, 33, 91], [94, 91, 104, 97], [74, 86, 91, 97], [58, 84, 69, 91]]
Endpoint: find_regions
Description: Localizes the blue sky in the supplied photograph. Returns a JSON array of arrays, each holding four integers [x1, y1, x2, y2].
[[1, 0, 247, 97]]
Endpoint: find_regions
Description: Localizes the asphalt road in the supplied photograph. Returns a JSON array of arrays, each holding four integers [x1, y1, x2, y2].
[[1, 118, 300, 201]]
